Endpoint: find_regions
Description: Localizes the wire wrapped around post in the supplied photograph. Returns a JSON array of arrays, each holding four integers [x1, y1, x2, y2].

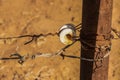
[[80, 0, 113, 80]]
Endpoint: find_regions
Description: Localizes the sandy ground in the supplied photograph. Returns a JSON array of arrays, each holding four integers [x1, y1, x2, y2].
[[0, 0, 81, 80], [0, 0, 119, 80], [109, 0, 120, 80]]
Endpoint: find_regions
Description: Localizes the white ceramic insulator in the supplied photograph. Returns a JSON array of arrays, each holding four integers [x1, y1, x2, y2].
[[59, 24, 76, 45]]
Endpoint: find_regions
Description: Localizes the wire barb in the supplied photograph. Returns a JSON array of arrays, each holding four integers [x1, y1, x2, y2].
[[0, 41, 80, 64], [0, 32, 58, 45]]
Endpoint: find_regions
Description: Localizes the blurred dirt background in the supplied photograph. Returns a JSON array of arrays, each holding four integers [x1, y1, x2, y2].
[[109, 0, 120, 80], [0, 0, 81, 80], [0, 0, 119, 80]]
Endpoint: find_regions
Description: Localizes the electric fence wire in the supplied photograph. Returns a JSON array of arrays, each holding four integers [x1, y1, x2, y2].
[[0, 23, 119, 64]]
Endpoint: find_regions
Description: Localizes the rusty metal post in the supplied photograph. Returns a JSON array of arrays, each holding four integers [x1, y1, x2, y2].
[[80, 0, 113, 80]]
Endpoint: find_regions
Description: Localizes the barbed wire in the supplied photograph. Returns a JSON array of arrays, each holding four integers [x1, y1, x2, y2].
[[0, 23, 120, 64], [0, 32, 58, 45], [0, 23, 81, 45], [0, 42, 76, 64]]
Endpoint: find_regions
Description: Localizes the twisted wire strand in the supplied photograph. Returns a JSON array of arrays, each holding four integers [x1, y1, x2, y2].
[[0, 23, 119, 64], [0, 41, 78, 64]]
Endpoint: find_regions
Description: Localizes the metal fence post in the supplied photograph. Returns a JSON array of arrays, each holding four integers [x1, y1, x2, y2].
[[80, 0, 113, 80]]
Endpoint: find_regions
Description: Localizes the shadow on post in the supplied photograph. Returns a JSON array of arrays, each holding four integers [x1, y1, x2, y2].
[[80, 0, 100, 80]]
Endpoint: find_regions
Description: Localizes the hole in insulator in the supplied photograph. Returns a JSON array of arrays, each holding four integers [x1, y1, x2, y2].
[[66, 34, 73, 40]]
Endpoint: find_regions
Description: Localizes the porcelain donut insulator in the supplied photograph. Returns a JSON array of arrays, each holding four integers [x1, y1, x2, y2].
[[58, 24, 76, 45]]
